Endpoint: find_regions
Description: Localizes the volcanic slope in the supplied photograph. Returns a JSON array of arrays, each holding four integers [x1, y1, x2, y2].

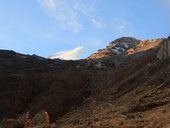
[[0, 37, 170, 128]]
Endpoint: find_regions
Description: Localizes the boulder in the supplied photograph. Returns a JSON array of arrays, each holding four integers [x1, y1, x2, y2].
[[18, 112, 31, 125], [18, 112, 32, 128], [31, 111, 50, 127], [0, 119, 23, 128]]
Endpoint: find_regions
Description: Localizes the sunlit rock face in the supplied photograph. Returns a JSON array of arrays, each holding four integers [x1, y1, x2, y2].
[[87, 37, 169, 62], [87, 37, 140, 60]]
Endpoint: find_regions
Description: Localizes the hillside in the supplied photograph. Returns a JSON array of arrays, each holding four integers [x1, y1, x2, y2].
[[0, 36, 170, 128]]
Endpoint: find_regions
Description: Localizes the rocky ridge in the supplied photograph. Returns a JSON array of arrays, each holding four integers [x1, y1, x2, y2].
[[87, 37, 167, 61], [87, 37, 140, 60]]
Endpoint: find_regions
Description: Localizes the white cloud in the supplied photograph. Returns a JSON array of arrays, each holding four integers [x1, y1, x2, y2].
[[49, 46, 83, 60], [73, 1, 106, 29], [90, 18, 106, 29], [40, 0, 82, 32], [39, 0, 106, 32]]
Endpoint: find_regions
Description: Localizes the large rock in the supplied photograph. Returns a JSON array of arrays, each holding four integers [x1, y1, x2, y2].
[[18, 112, 31, 125], [0, 119, 23, 128], [31, 111, 50, 127], [18, 112, 31, 128], [0, 111, 50, 128]]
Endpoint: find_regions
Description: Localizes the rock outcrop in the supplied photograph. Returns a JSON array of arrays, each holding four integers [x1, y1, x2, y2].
[[0, 111, 50, 128], [156, 38, 170, 59], [0, 119, 23, 128], [87, 37, 167, 63], [87, 37, 140, 60]]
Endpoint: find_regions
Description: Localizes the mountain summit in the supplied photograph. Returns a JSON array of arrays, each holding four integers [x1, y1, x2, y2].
[[87, 37, 167, 61], [87, 37, 140, 60]]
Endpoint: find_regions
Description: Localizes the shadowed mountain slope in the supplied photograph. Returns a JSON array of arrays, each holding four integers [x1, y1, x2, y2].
[[0, 37, 170, 128]]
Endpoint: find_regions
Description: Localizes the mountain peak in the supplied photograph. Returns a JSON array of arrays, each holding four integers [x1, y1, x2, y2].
[[87, 37, 140, 60], [108, 37, 140, 46], [87, 37, 166, 61]]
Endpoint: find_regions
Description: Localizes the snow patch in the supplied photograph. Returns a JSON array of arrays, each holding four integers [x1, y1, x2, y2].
[[123, 42, 129, 48], [112, 49, 120, 54]]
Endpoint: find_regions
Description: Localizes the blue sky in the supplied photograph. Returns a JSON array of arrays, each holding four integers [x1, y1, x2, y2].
[[0, 0, 170, 59]]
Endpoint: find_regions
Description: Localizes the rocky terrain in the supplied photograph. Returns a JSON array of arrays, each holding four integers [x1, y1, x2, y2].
[[87, 37, 140, 60], [0, 36, 170, 128]]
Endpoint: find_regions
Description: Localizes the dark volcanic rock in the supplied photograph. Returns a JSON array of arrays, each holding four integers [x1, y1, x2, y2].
[[31, 111, 50, 127], [0, 119, 23, 128]]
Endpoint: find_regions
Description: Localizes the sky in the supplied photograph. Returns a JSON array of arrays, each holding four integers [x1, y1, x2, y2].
[[0, 0, 170, 60]]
